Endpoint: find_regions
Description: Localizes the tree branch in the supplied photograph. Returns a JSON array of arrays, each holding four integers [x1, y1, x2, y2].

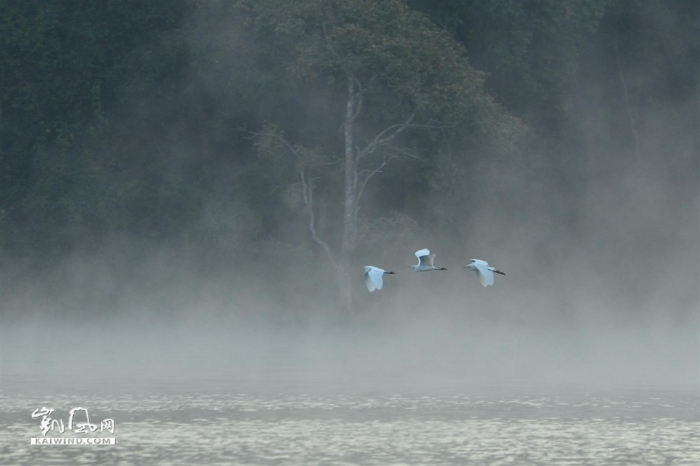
[[386, 143, 426, 162], [247, 129, 303, 159], [300, 170, 337, 269], [357, 110, 416, 161], [355, 160, 387, 215]]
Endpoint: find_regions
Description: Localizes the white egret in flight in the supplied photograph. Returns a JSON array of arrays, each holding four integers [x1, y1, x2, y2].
[[465, 259, 505, 287], [363, 266, 395, 292], [411, 248, 447, 272]]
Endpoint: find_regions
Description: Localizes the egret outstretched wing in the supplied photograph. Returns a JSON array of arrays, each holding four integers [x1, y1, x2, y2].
[[467, 259, 496, 287], [364, 272, 377, 291], [478, 266, 494, 287], [415, 248, 430, 266], [412, 248, 447, 271], [364, 266, 385, 292], [363, 266, 396, 292]]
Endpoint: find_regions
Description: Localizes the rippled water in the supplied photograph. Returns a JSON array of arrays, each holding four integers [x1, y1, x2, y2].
[[2, 389, 698, 465], [2, 322, 698, 465]]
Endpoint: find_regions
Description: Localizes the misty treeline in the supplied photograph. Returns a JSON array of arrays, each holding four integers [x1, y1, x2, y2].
[[0, 0, 697, 321]]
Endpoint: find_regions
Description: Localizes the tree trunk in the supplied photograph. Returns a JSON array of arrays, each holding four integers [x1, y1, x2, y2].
[[338, 74, 359, 315]]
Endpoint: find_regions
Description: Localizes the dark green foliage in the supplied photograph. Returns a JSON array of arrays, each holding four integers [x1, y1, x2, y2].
[[0, 0, 695, 318], [407, 0, 613, 131], [0, 0, 197, 256]]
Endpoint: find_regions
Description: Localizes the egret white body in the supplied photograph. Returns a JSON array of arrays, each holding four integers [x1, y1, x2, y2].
[[411, 248, 447, 272], [465, 259, 505, 287], [363, 266, 395, 292]]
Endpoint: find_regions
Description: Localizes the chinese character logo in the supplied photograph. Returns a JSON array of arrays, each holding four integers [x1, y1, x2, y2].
[[32, 407, 115, 437]]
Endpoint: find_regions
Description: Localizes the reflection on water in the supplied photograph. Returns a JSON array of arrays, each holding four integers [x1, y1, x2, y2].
[[1, 390, 698, 465]]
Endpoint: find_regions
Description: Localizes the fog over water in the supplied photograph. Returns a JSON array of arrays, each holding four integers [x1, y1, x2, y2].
[[1, 3, 697, 395], [2, 98, 696, 395], [0, 2, 698, 464]]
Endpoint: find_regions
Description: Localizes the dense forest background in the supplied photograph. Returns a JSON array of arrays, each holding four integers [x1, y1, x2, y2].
[[0, 0, 697, 325]]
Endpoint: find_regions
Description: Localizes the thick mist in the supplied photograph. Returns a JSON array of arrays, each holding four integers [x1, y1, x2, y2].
[[1, 1, 698, 397]]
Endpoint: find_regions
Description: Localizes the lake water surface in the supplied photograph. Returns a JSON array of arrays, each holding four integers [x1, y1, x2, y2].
[[1, 322, 698, 465], [2, 387, 698, 465]]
